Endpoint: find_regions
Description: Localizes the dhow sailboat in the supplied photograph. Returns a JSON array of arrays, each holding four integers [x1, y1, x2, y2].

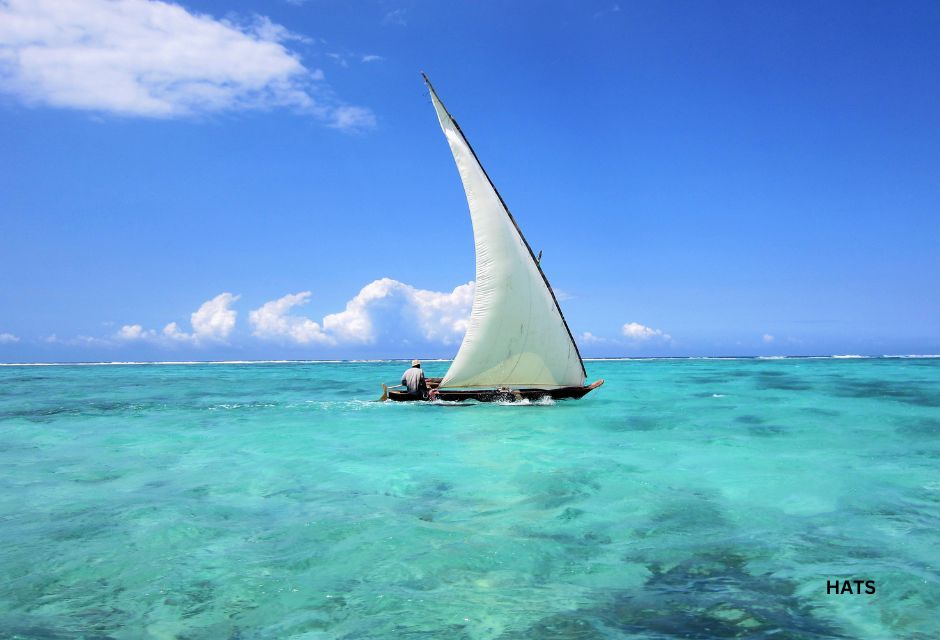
[[382, 74, 604, 402]]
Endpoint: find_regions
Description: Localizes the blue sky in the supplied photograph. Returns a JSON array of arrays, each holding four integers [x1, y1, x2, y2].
[[1, 0, 938, 362]]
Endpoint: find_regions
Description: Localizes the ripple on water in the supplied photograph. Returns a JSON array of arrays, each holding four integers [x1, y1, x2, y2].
[[0, 358, 937, 638]]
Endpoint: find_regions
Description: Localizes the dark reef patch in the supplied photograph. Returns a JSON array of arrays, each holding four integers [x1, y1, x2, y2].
[[831, 380, 940, 407], [557, 507, 585, 522], [895, 416, 940, 437], [0, 399, 176, 422], [749, 425, 787, 437], [634, 495, 727, 541], [618, 415, 662, 431], [0, 620, 117, 640], [502, 613, 605, 639], [517, 469, 601, 510], [687, 375, 732, 384], [754, 373, 814, 391], [803, 407, 840, 417], [502, 551, 845, 639]]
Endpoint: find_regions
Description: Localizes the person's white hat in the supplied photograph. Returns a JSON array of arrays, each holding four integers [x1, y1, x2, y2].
[[412, 359, 421, 366]]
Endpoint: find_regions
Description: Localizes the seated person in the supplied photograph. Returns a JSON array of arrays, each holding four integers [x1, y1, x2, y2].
[[401, 359, 428, 399]]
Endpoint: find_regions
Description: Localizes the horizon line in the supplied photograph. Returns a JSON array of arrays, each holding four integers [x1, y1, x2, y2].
[[2, 354, 940, 367]]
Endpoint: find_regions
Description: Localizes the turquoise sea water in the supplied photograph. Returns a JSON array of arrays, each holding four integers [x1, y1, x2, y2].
[[1, 358, 938, 639]]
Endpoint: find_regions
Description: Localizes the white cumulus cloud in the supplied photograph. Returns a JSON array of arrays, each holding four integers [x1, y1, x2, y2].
[[322, 278, 474, 345], [117, 292, 239, 345], [0, 0, 374, 130], [108, 280, 475, 351], [579, 331, 604, 345], [248, 291, 333, 345], [161, 321, 190, 342], [190, 292, 239, 342], [0, 332, 19, 343], [622, 322, 672, 342], [250, 278, 475, 347], [762, 333, 775, 343], [117, 324, 155, 341]]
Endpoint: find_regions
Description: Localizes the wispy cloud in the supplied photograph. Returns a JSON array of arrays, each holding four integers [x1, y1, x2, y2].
[[0, 0, 374, 130], [593, 3, 621, 19], [762, 333, 775, 343], [330, 105, 376, 130], [44, 333, 111, 347], [325, 51, 386, 69], [579, 331, 606, 345], [326, 52, 349, 68], [382, 8, 407, 26], [622, 322, 672, 342], [0, 332, 20, 344], [249, 15, 312, 45]]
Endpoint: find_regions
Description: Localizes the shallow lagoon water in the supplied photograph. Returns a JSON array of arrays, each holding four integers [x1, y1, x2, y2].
[[1, 358, 938, 639]]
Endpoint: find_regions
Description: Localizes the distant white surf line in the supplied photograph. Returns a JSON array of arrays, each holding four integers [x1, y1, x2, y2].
[[582, 357, 744, 361], [0, 358, 454, 367], [585, 355, 940, 361], [2, 355, 938, 367], [0, 360, 333, 367], [882, 354, 940, 358]]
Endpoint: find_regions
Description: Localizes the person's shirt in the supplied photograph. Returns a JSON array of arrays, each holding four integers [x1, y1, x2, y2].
[[402, 366, 427, 396]]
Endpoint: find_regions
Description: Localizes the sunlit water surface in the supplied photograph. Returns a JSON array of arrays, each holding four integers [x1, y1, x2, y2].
[[1, 358, 938, 639]]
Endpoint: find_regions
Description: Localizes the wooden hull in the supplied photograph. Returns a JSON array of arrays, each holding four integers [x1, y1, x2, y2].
[[385, 379, 604, 403]]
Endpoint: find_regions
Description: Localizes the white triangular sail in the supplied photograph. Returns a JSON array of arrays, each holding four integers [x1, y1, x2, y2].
[[425, 75, 586, 390]]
